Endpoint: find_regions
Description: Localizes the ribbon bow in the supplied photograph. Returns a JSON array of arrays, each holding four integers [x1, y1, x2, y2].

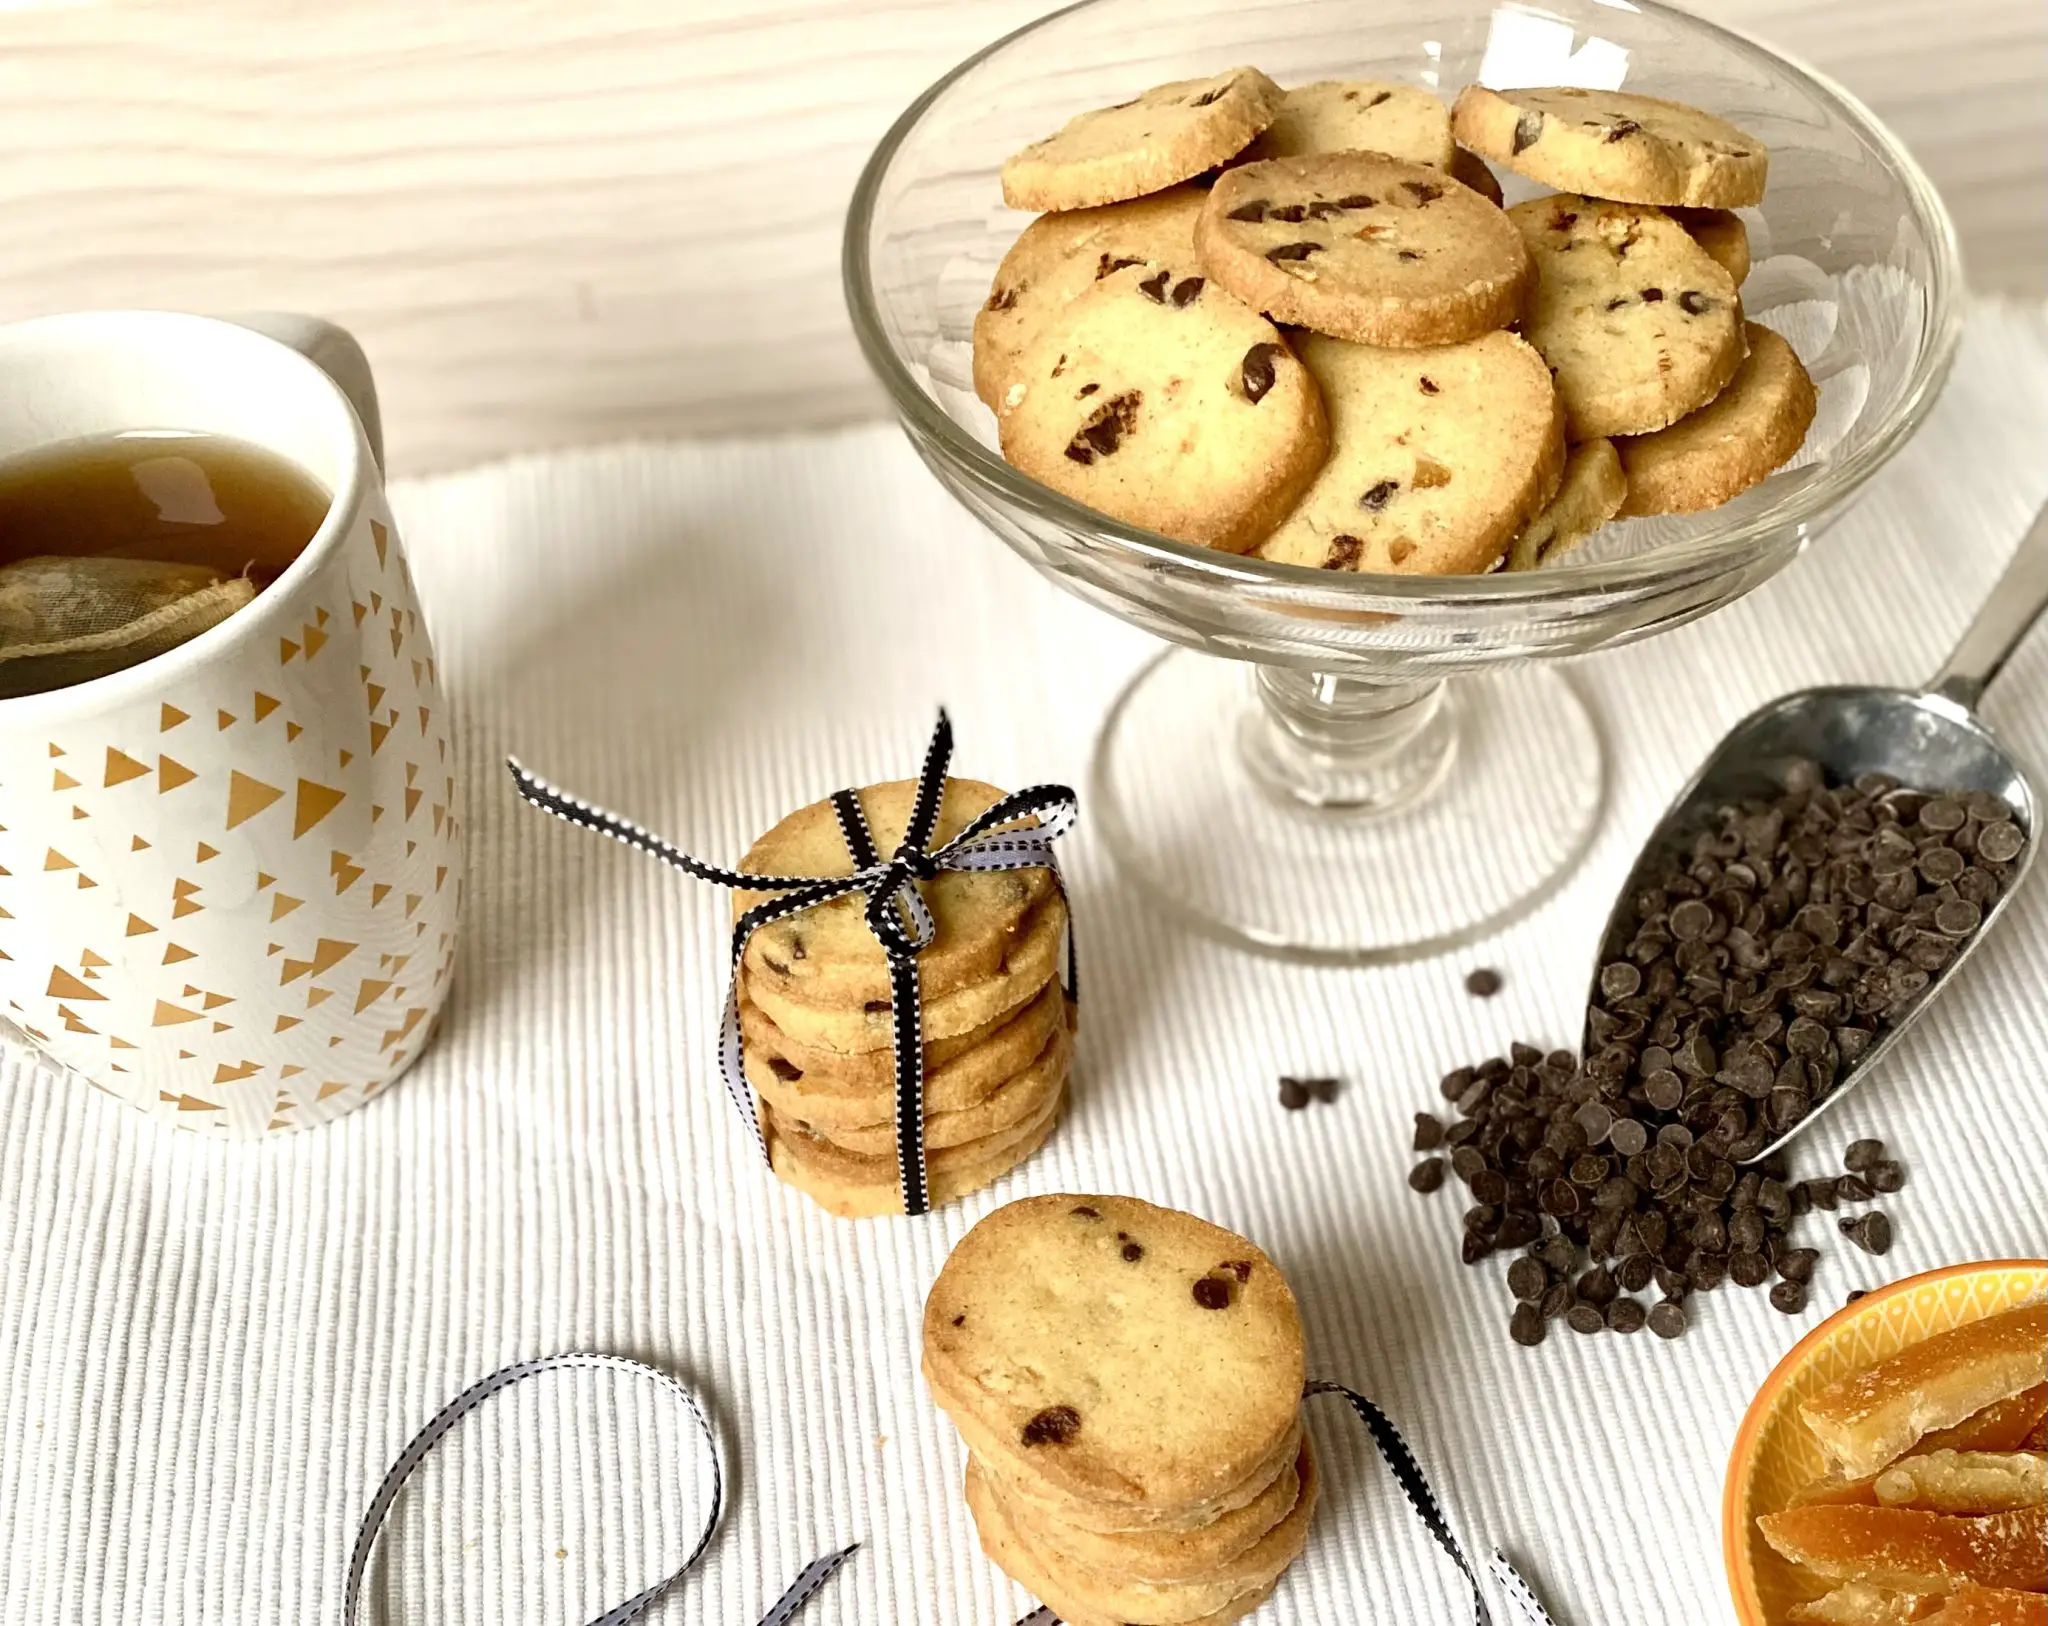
[[345, 1353, 856, 1626], [510, 711, 1078, 1215]]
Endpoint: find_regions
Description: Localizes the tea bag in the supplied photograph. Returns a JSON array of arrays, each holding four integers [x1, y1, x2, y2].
[[0, 555, 256, 698]]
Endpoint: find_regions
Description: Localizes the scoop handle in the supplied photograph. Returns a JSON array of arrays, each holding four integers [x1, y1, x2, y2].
[[1931, 500, 2048, 708]]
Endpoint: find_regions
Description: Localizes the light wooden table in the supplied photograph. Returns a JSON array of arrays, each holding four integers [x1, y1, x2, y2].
[[0, 0, 2039, 474]]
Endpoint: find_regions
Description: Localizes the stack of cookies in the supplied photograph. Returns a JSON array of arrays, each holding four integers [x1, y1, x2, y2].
[[736, 777, 1073, 1218], [924, 1195, 1313, 1625], [975, 67, 1814, 574]]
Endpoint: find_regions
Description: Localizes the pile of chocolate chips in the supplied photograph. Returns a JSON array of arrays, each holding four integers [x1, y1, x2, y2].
[[1406, 765, 2024, 1344]]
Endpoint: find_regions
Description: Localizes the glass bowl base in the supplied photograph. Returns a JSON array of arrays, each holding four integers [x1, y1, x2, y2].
[[1091, 649, 1606, 965]]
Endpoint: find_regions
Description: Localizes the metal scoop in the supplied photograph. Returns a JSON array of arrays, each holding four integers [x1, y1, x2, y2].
[[1589, 501, 2048, 1164]]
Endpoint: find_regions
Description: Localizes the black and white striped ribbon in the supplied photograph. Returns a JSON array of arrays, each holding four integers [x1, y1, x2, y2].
[[343, 1353, 856, 1626], [1012, 1381, 1558, 1626], [509, 710, 1078, 1216]]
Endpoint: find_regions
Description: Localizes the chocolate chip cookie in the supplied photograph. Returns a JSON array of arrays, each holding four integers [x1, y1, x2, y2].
[[1243, 79, 1455, 170], [973, 186, 1206, 408], [1509, 192, 1746, 438], [1506, 437, 1628, 570], [1259, 330, 1564, 574], [1197, 152, 1533, 345], [1453, 84, 1768, 208], [1002, 69, 1283, 212], [997, 261, 1328, 552], [1616, 322, 1817, 514]]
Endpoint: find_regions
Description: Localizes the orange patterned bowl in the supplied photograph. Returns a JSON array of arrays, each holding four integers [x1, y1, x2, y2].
[[1722, 1258, 2048, 1625]]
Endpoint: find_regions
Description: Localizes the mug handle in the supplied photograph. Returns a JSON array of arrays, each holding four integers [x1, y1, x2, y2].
[[224, 312, 386, 474]]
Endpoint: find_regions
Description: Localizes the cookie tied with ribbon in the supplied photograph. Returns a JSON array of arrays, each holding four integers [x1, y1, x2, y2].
[[510, 712, 1078, 1217]]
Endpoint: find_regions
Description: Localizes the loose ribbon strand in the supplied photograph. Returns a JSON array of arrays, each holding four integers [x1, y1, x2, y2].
[[510, 710, 1079, 1216], [1012, 1381, 1559, 1626], [344, 1353, 856, 1626]]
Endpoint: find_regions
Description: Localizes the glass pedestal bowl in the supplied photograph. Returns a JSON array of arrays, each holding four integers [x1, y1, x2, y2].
[[844, 0, 1959, 964]]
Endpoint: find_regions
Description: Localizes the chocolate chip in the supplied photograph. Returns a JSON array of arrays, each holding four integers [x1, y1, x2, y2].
[[1606, 1297, 1647, 1333], [1770, 1279, 1809, 1314], [1137, 270, 1170, 303], [1303, 1076, 1342, 1103], [1022, 1405, 1080, 1446], [1777, 1247, 1819, 1284], [1566, 1303, 1604, 1335], [1190, 86, 1225, 107], [1648, 1298, 1688, 1339], [1606, 118, 1641, 142], [1322, 535, 1364, 571], [1729, 1250, 1770, 1288], [1508, 1256, 1549, 1301], [951, 1313, 965, 1326], [1278, 1076, 1310, 1110], [1640, 286, 1665, 303], [1269, 202, 1308, 224], [1227, 200, 1270, 222], [767, 1056, 803, 1082], [1265, 241, 1322, 263], [985, 286, 1018, 312], [1401, 180, 1445, 203], [1837, 1174, 1873, 1203], [1119, 1241, 1144, 1262], [863, 999, 890, 1014], [1409, 1157, 1446, 1193], [1170, 276, 1205, 307], [1418, 376, 1440, 395], [1063, 390, 1141, 464], [1069, 1205, 1099, 1219], [1360, 479, 1400, 511], [1192, 1276, 1233, 1310], [1466, 968, 1504, 997], [1336, 193, 1379, 210], [1512, 110, 1544, 153], [1397, 248, 1423, 262], [1867, 1159, 1905, 1193], [1841, 1211, 1893, 1254], [1241, 342, 1282, 405], [1510, 1302, 1547, 1346]]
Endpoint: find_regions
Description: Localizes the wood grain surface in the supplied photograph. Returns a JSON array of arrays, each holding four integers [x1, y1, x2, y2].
[[0, 0, 2038, 472]]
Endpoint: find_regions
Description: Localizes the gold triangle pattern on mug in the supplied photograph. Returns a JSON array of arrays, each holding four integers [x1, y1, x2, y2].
[[0, 511, 465, 1136]]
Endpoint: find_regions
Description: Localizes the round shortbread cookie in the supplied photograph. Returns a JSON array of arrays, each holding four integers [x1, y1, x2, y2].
[[1258, 330, 1564, 575], [1196, 152, 1534, 346], [998, 262, 1328, 552], [751, 1017, 1069, 1154], [735, 776, 1053, 1009], [1670, 206, 1751, 284], [1451, 146, 1504, 206], [997, 1434, 1306, 1584], [766, 1090, 1063, 1219], [739, 976, 1068, 1103], [1242, 80, 1455, 170], [981, 1417, 1305, 1538], [1001, 69, 1283, 213], [1509, 192, 1746, 439], [922, 1194, 1305, 1520], [1615, 322, 1816, 515], [1506, 437, 1628, 570], [1452, 84, 1768, 209], [965, 1445, 1314, 1626], [973, 187, 1206, 408], [744, 892, 1066, 1054]]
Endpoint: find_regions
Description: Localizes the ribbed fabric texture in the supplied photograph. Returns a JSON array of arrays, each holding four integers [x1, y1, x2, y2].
[[4, 300, 2048, 1626]]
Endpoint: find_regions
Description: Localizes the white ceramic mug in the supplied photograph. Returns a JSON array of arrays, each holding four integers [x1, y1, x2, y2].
[[0, 311, 463, 1135]]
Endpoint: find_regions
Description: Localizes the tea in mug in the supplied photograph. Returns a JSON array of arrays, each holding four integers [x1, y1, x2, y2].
[[0, 430, 329, 697]]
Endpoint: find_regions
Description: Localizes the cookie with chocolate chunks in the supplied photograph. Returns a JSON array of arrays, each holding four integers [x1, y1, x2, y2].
[[1508, 192, 1746, 439], [1196, 151, 1534, 346], [1259, 330, 1563, 575], [1506, 437, 1627, 571], [1243, 79, 1456, 170], [1452, 85, 1768, 209], [973, 186, 1206, 409], [1670, 206, 1751, 285], [735, 776, 1055, 1008], [1616, 322, 1817, 515], [1001, 68, 1283, 213], [923, 1194, 1305, 1527], [998, 261, 1327, 552]]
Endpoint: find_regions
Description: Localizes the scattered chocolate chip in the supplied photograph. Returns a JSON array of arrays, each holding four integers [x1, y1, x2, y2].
[[1409, 1157, 1447, 1193], [1465, 968, 1503, 997], [1279, 1076, 1310, 1111], [1837, 1174, 1873, 1203], [1240, 342, 1282, 405], [1508, 1256, 1549, 1301], [1512, 110, 1544, 153], [1302, 1076, 1342, 1103], [1770, 1279, 1809, 1314], [1867, 1159, 1905, 1193], [1566, 1303, 1604, 1335], [1606, 1297, 1647, 1333], [1846, 1288, 1869, 1303], [1840, 1211, 1893, 1255], [1413, 1112, 1446, 1151], [1648, 1298, 1688, 1339], [1192, 1276, 1233, 1310], [1022, 1405, 1080, 1446], [1511, 1302, 1547, 1346], [1844, 1138, 1885, 1171], [1777, 1247, 1819, 1284]]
